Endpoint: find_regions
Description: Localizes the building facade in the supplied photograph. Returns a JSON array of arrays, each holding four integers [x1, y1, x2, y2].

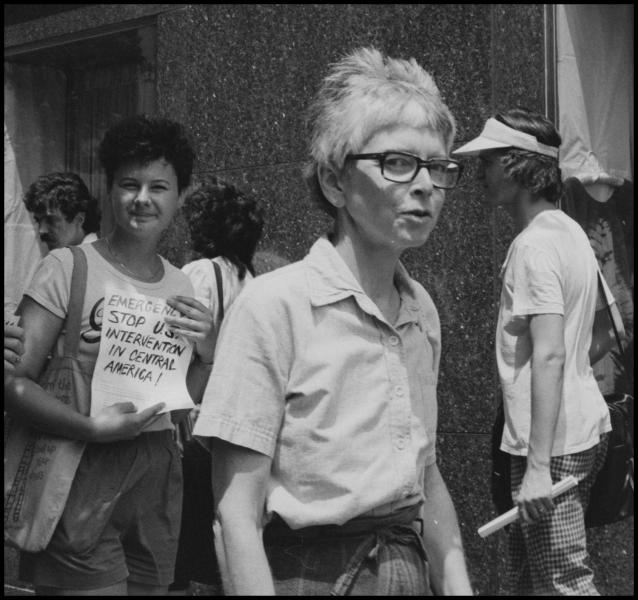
[[4, 4, 633, 595]]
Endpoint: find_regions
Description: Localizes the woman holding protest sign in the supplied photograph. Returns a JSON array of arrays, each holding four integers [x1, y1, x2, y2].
[[5, 115, 216, 596]]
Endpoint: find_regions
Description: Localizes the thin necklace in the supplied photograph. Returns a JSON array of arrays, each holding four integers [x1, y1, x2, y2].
[[105, 237, 163, 281]]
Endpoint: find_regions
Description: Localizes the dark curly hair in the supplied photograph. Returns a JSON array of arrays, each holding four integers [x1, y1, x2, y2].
[[495, 108, 563, 204], [23, 172, 100, 234], [182, 177, 264, 279], [98, 114, 195, 192]]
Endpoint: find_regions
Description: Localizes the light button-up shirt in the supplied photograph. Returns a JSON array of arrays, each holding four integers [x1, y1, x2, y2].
[[194, 237, 441, 528]]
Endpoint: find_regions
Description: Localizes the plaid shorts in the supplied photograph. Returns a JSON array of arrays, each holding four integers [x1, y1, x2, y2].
[[507, 434, 609, 596], [263, 505, 432, 595]]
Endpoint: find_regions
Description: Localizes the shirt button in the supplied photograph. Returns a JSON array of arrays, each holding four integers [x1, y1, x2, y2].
[[388, 335, 399, 346], [396, 438, 406, 450], [395, 385, 404, 396]]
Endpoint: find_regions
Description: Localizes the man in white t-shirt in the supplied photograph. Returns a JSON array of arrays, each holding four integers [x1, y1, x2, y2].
[[454, 108, 624, 595]]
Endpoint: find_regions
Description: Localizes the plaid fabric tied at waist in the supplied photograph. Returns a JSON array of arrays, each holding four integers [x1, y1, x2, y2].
[[264, 503, 427, 596]]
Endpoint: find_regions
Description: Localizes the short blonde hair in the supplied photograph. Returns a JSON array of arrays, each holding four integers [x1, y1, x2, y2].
[[303, 47, 456, 217]]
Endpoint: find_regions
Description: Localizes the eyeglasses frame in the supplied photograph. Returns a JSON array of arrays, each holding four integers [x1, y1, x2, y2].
[[345, 151, 464, 189]]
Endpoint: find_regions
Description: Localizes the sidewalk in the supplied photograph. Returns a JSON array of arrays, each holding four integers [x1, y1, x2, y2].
[[3, 581, 220, 596]]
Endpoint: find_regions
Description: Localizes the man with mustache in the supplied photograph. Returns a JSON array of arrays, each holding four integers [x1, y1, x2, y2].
[[23, 172, 100, 251]]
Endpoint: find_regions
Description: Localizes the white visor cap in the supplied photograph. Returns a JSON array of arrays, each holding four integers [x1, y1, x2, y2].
[[452, 118, 559, 158]]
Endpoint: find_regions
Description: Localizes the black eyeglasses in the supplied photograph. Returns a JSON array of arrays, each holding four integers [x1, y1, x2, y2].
[[345, 151, 463, 189]]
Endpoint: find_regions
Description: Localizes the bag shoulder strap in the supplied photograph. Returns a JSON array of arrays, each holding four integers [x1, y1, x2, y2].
[[212, 260, 224, 323], [64, 246, 89, 358], [596, 270, 624, 359]]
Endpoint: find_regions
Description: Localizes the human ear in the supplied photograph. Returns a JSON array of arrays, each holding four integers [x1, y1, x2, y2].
[[317, 164, 347, 209]]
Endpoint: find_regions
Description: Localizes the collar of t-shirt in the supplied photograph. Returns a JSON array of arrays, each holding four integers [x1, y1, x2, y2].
[[499, 208, 564, 280]]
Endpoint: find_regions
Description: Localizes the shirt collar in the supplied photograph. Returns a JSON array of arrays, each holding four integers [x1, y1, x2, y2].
[[305, 237, 421, 325]]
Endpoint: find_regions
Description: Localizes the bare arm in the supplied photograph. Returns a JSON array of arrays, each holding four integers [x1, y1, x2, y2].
[[517, 313, 566, 522], [185, 358, 214, 405], [211, 438, 275, 595], [4, 296, 165, 442], [420, 463, 473, 595]]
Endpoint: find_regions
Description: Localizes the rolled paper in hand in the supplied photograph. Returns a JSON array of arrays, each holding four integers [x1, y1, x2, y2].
[[478, 475, 578, 538]]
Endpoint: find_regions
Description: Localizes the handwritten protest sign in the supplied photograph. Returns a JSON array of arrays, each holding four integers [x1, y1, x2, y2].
[[91, 283, 195, 415]]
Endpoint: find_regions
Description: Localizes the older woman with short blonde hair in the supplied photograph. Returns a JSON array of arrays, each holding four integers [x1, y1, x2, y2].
[[194, 47, 472, 596]]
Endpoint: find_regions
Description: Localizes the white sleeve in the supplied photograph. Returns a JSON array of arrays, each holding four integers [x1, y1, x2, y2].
[[510, 245, 564, 316], [181, 260, 216, 312]]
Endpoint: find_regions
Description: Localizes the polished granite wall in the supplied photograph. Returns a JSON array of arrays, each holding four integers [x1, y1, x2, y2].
[[4, 4, 633, 595]]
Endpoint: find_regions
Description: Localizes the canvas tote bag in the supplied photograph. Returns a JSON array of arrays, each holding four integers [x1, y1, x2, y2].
[[4, 245, 94, 552]]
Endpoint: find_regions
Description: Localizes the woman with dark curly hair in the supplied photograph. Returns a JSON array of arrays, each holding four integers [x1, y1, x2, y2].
[[181, 177, 264, 314], [169, 177, 263, 595], [6, 114, 217, 596]]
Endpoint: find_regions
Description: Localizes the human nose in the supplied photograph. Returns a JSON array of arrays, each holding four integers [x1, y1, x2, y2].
[[134, 185, 152, 205], [409, 164, 435, 194]]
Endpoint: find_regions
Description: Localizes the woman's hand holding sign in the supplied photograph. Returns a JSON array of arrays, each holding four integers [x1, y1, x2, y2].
[[165, 295, 217, 406], [90, 401, 167, 443], [165, 295, 217, 363]]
